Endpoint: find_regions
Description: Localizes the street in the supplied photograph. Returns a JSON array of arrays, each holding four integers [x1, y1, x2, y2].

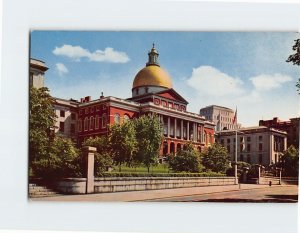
[[146, 185, 298, 202], [31, 184, 298, 202]]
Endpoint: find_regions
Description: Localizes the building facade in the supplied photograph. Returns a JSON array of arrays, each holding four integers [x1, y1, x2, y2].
[[200, 105, 241, 131], [215, 126, 287, 166], [259, 117, 299, 149], [31, 45, 215, 156]]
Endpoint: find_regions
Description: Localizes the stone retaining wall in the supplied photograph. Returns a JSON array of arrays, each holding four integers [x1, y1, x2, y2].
[[56, 176, 235, 194]]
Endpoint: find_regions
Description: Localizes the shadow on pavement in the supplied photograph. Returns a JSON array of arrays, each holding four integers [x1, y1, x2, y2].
[[187, 196, 298, 203]]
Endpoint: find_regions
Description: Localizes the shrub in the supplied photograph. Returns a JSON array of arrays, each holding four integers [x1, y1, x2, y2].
[[169, 150, 202, 173]]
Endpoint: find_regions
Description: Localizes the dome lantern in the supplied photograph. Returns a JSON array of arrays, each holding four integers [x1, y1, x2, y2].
[[146, 43, 160, 67]]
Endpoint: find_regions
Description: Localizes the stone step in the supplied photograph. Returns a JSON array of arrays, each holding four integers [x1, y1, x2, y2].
[[29, 183, 60, 198]]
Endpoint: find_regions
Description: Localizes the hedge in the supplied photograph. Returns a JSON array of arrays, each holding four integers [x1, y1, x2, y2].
[[97, 172, 226, 177]]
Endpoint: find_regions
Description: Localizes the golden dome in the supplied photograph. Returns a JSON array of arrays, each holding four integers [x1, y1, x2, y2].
[[133, 65, 173, 89]]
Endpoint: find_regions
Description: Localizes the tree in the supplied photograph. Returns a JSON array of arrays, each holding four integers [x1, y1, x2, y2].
[[286, 38, 300, 93], [201, 143, 230, 173], [29, 87, 56, 172], [134, 115, 163, 172], [32, 137, 81, 179], [278, 145, 299, 177], [83, 136, 113, 175], [109, 120, 137, 170], [169, 142, 202, 173]]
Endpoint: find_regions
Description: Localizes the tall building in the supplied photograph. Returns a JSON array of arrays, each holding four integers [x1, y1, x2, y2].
[[259, 117, 299, 149], [33, 45, 216, 156], [200, 105, 241, 131], [215, 126, 287, 166], [29, 58, 48, 88]]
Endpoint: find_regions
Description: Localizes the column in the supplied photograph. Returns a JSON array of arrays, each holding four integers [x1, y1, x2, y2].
[[181, 120, 183, 140], [195, 123, 198, 142], [174, 118, 177, 138], [187, 121, 190, 140], [167, 116, 170, 138], [83, 146, 96, 194]]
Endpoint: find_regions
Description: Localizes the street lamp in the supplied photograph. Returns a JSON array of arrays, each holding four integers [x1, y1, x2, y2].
[[235, 130, 238, 185], [234, 129, 244, 185]]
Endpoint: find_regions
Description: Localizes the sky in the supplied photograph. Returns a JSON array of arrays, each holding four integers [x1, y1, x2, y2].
[[30, 31, 300, 126]]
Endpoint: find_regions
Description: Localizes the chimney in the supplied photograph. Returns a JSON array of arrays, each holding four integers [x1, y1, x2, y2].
[[85, 96, 91, 102]]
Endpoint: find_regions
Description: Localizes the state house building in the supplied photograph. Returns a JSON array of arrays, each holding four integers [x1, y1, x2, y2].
[[30, 45, 215, 156]]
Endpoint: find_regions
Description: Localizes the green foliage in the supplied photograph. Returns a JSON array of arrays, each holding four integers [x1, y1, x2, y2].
[[83, 137, 113, 175], [29, 87, 56, 165], [32, 137, 81, 179], [134, 115, 163, 172], [278, 145, 299, 177], [226, 161, 251, 177], [169, 143, 202, 173], [98, 172, 225, 177], [109, 121, 137, 168], [201, 143, 231, 173], [286, 38, 300, 93]]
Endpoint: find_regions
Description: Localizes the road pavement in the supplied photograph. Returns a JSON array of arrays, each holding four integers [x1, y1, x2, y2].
[[31, 184, 298, 202]]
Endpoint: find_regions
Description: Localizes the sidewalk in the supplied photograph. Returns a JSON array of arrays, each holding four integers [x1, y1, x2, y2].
[[31, 184, 278, 202]]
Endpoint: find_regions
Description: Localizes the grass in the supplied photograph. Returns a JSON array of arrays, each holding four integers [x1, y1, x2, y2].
[[112, 164, 170, 173]]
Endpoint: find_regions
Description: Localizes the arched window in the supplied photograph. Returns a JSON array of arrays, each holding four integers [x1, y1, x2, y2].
[[123, 114, 130, 122], [95, 115, 99, 129], [84, 117, 89, 131], [90, 117, 94, 130], [102, 114, 107, 128], [114, 113, 120, 124]]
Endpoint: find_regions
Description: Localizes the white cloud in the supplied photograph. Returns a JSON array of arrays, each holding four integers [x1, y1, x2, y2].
[[187, 66, 244, 97], [250, 73, 293, 91], [55, 63, 69, 77], [53, 44, 130, 63]]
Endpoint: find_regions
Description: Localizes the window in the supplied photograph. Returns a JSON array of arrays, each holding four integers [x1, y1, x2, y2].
[[233, 138, 236, 143], [259, 154, 263, 164], [247, 137, 251, 142], [84, 117, 89, 131], [78, 119, 82, 132], [114, 114, 120, 124], [168, 102, 173, 108], [59, 122, 64, 132], [227, 145, 230, 153], [124, 114, 130, 122], [60, 110, 65, 117], [227, 138, 230, 144], [71, 124, 75, 133], [247, 154, 251, 163], [247, 144, 251, 152], [90, 117, 94, 130], [259, 143, 263, 151], [259, 135, 263, 141], [85, 108, 89, 114], [240, 137, 243, 142], [79, 110, 83, 115], [71, 113, 76, 120], [240, 154, 244, 161], [102, 114, 107, 128], [90, 107, 94, 113], [145, 87, 148, 93], [95, 116, 99, 129], [221, 139, 224, 145]]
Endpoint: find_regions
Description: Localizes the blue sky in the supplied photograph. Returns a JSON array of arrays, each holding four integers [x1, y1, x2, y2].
[[30, 31, 300, 126]]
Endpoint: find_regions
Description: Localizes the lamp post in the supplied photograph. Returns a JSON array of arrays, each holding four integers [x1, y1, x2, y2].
[[235, 130, 238, 185]]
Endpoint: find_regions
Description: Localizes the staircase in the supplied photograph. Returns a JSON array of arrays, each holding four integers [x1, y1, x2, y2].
[[259, 171, 280, 185], [29, 183, 61, 198]]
